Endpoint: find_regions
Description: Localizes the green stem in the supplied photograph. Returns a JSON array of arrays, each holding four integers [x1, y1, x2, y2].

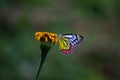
[[35, 41, 51, 80]]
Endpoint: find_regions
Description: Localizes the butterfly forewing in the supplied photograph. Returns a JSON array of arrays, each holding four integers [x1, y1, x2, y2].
[[62, 34, 83, 46]]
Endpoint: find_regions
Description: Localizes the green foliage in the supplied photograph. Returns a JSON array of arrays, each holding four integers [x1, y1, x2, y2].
[[0, 0, 120, 80]]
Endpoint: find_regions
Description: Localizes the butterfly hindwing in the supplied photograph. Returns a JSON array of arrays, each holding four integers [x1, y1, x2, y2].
[[58, 34, 83, 55], [59, 36, 73, 55]]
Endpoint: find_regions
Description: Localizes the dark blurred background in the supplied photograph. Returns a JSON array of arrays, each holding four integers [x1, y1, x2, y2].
[[0, 0, 120, 80]]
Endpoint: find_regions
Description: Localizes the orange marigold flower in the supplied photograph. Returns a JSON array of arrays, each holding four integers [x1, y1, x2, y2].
[[34, 32, 58, 45]]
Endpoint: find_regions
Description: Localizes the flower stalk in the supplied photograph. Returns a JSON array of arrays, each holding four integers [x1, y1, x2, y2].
[[34, 32, 58, 80]]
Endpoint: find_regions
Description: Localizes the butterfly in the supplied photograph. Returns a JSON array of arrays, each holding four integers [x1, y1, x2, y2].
[[58, 34, 83, 55]]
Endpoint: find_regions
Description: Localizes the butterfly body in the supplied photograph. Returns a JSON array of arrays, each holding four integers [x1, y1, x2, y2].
[[58, 34, 83, 55]]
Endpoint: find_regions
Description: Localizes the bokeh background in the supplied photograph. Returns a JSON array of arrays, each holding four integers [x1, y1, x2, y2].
[[0, 0, 120, 80]]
